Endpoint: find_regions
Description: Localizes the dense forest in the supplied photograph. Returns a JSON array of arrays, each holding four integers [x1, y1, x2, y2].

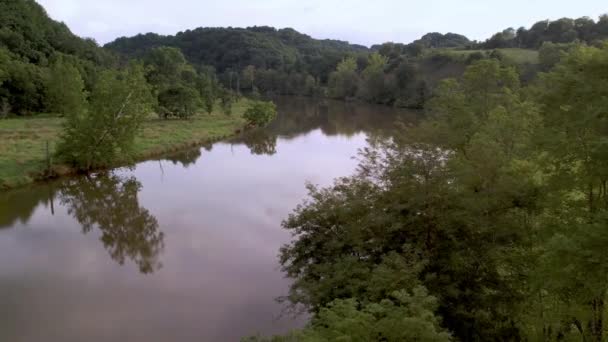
[[104, 15, 608, 108], [105, 28, 479, 107]]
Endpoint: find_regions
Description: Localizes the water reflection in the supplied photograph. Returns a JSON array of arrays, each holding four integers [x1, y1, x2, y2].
[[59, 173, 164, 274], [0, 184, 55, 229], [230, 96, 417, 156], [239, 129, 278, 156], [163, 143, 213, 168], [165, 148, 203, 168], [0, 97, 416, 340]]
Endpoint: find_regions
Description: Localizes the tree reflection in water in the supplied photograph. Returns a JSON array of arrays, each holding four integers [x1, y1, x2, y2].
[[165, 148, 202, 168], [0, 184, 55, 229], [59, 173, 164, 274], [242, 129, 277, 156]]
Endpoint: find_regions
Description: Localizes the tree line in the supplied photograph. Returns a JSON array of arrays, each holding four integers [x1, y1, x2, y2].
[[5, 1, 608, 115], [481, 15, 608, 49], [105, 28, 480, 108], [104, 15, 608, 111]]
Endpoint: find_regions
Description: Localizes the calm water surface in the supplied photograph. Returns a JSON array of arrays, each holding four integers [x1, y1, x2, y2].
[[0, 97, 416, 341]]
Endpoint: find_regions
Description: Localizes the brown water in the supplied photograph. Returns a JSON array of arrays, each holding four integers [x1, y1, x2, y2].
[[0, 97, 416, 341]]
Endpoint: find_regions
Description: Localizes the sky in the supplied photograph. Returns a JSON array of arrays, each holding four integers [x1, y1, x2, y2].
[[37, 0, 608, 47]]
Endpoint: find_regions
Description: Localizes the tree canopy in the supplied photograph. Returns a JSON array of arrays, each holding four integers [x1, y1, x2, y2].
[[481, 15, 608, 49], [56, 64, 155, 170], [254, 45, 608, 341]]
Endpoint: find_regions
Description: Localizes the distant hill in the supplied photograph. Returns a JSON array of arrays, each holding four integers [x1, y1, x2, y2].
[[105, 27, 369, 80], [0, 0, 113, 65], [0, 0, 116, 114]]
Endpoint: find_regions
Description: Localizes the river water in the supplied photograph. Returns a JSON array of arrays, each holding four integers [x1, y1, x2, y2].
[[0, 97, 416, 341]]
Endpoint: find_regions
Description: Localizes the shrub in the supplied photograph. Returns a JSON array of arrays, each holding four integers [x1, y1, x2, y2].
[[243, 100, 277, 127]]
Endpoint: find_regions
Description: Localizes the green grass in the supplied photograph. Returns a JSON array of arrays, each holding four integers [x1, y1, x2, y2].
[[434, 48, 540, 65], [0, 100, 249, 189]]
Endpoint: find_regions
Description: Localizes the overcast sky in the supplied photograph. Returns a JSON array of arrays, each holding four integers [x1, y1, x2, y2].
[[37, 0, 607, 46]]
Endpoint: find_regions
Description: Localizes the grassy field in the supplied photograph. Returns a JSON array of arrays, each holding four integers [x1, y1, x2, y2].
[[435, 48, 540, 65], [0, 100, 249, 189]]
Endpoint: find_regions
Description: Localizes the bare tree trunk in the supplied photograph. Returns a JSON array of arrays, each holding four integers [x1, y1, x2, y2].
[[573, 318, 586, 342], [0, 98, 10, 119], [590, 297, 604, 342]]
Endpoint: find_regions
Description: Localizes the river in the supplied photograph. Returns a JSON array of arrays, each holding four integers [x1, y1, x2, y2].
[[0, 97, 417, 341]]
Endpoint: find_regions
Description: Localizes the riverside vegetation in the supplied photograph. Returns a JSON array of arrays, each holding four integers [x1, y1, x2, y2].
[[0, 0, 276, 189], [247, 44, 608, 341]]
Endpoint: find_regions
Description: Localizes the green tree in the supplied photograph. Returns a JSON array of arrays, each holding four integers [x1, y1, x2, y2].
[[197, 70, 217, 114], [242, 65, 256, 91], [219, 88, 235, 115], [538, 41, 577, 71], [532, 43, 608, 342], [157, 85, 200, 119], [0, 51, 46, 115], [426, 59, 521, 153], [328, 57, 359, 99], [278, 58, 542, 341], [45, 56, 88, 116], [247, 287, 451, 342], [358, 52, 389, 103], [243, 100, 277, 127], [144, 46, 189, 88], [56, 64, 154, 170], [143, 46, 206, 118]]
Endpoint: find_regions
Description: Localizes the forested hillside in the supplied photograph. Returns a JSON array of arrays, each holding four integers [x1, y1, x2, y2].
[[481, 15, 608, 49], [0, 0, 113, 64], [106, 29, 480, 108], [104, 15, 608, 109], [0, 0, 116, 115], [106, 27, 367, 76]]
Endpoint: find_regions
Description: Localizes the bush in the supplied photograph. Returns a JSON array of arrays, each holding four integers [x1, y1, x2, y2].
[[243, 100, 277, 127]]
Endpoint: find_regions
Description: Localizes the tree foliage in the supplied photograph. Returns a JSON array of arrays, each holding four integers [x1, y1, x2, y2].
[[265, 52, 608, 340], [481, 15, 608, 49], [56, 64, 154, 170], [142, 47, 209, 118], [247, 287, 451, 342], [106, 27, 479, 108], [243, 100, 277, 127], [157, 85, 200, 119], [45, 56, 87, 116], [327, 57, 359, 99]]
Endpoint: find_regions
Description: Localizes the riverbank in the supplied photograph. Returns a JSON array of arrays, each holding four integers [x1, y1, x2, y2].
[[0, 100, 249, 190]]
